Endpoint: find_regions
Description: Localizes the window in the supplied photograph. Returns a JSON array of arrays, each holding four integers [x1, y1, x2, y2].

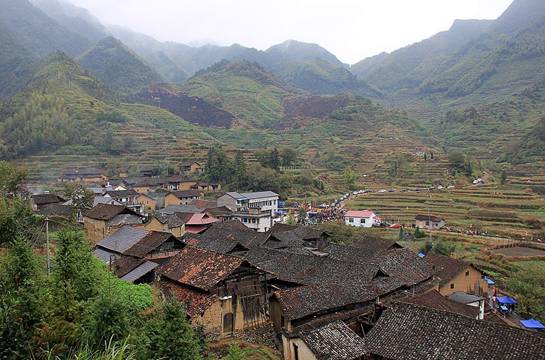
[[450, 284, 454, 289], [349, 218, 354, 223], [465, 271, 470, 276]]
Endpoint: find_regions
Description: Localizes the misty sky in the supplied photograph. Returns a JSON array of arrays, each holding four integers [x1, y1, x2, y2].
[[69, 0, 514, 64]]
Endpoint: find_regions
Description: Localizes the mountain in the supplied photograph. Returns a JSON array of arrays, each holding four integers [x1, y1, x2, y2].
[[108, 25, 188, 84], [182, 60, 295, 128], [0, 51, 213, 180], [30, 0, 108, 43], [493, 0, 545, 35], [130, 84, 235, 128], [351, 19, 494, 92], [0, 21, 38, 99], [109, 27, 378, 96], [78, 37, 164, 93], [353, 0, 545, 104], [0, 0, 90, 57]]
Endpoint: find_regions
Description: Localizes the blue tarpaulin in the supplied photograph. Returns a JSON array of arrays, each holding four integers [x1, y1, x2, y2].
[[500, 305, 509, 312], [418, 252, 426, 258], [497, 296, 517, 305], [520, 319, 545, 330], [484, 276, 495, 285]]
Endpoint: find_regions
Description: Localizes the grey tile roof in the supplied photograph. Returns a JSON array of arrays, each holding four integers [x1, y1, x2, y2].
[[299, 321, 366, 360], [94, 247, 118, 264], [97, 226, 148, 254], [106, 214, 143, 226], [121, 261, 158, 283], [447, 292, 484, 305], [158, 205, 203, 215], [366, 303, 545, 360]]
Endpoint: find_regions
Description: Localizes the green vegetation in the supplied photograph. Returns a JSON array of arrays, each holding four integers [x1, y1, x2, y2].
[[78, 37, 163, 93], [504, 261, 545, 322], [184, 61, 291, 128]]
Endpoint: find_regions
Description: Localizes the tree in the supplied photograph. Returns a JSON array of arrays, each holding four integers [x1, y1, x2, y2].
[[281, 148, 298, 167], [500, 170, 508, 185], [505, 263, 545, 322], [0, 161, 26, 195], [448, 151, 466, 174], [0, 93, 78, 157], [233, 151, 247, 189], [142, 302, 202, 360], [270, 148, 281, 170], [53, 230, 99, 303], [205, 146, 232, 183], [63, 183, 94, 212], [84, 296, 131, 349], [343, 167, 357, 190], [0, 197, 42, 245], [0, 238, 45, 359]]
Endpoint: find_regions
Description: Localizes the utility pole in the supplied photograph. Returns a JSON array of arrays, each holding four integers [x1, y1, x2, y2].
[[45, 217, 51, 275]]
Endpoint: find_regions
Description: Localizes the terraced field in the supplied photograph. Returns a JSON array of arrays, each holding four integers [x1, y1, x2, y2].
[[347, 185, 545, 240]]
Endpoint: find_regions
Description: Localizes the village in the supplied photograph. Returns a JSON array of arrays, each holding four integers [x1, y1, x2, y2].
[[25, 161, 545, 360]]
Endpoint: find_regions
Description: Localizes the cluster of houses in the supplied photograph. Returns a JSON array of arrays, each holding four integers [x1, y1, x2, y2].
[[28, 166, 545, 359], [82, 216, 545, 359]]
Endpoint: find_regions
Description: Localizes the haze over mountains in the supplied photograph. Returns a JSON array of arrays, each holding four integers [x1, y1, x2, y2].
[[0, 0, 544, 173]]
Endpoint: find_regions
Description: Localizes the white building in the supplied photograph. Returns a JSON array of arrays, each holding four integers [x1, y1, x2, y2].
[[344, 210, 379, 228], [217, 191, 279, 232]]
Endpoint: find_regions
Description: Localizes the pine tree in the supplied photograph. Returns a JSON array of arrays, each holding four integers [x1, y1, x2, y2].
[[0, 238, 45, 359], [143, 302, 202, 360], [234, 150, 247, 189]]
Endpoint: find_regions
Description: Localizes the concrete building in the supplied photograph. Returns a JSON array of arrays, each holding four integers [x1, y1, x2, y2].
[[217, 191, 279, 232]]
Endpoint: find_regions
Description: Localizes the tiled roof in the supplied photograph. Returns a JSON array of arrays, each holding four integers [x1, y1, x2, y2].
[[193, 221, 264, 254], [105, 190, 138, 199], [157, 246, 245, 291], [154, 213, 187, 228], [158, 205, 204, 215], [120, 261, 158, 283], [345, 210, 376, 218], [97, 226, 148, 254], [400, 290, 479, 319], [158, 280, 218, 317], [299, 321, 366, 360], [365, 303, 545, 360], [106, 213, 143, 227], [375, 248, 434, 286], [170, 190, 202, 199], [96, 226, 179, 258], [185, 213, 220, 226], [415, 214, 444, 222], [275, 277, 403, 321], [32, 194, 64, 205], [190, 199, 217, 209], [426, 253, 471, 284], [124, 231, 178, 258], [84, 204, 132, 221], [38, 203, 73, 217]]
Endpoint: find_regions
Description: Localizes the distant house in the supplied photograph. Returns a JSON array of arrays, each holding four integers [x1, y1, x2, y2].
[[218, 191, 279, 232], [94, 225, 184, 283], [344, 210, 379, 228], [164, 190, 203, 207], [426, 253, 488, 297], [180, 161, 202, 174], [105, 189, 142, 214], [58, 168, 107, 184], [145, 213, 186, 237], [83, 204, 144, 244], [415, 214, 445, 230], [139, 168, 155, 177], [30, 194, 65, 211], [181, 213, 220, 234], [283, 321, 366, 360], [156, 246, 269, 338], [166, 175, 198, 191], [136, 193, 158, 211], [192, 181, 221, 192]]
